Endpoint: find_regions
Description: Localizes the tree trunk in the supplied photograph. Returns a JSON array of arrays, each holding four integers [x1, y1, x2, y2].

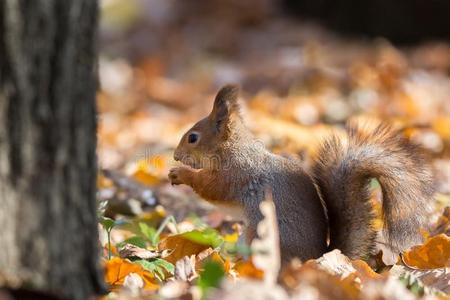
[[0, 1, 104, 299]]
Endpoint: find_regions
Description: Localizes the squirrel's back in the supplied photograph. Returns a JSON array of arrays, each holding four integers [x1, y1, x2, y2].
[[256, 154, 328, 261]]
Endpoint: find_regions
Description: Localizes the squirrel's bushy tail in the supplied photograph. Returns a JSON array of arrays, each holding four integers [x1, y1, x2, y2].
[[312, 122, 434, 259]]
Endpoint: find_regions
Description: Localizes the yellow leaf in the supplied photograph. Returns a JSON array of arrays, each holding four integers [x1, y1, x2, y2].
[[132, 169, 160, 186], [433, 117, 450, 140], [402, 234, 450, 269], [128, 157, 168, 186], [104, 257, 159, 291], [223, 232, 239, 243]]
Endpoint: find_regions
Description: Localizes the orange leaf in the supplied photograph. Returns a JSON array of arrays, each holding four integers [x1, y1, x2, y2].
[[132, 169, 160, 186], [433, 117, 450, 140], [104, 257, 159, 291], [402, 234, 450, 269], [195, 248, 227, 273], [158, 234, 209, 265], [351, 259, 383, 282], [234, 259, 264, 280], [97, 173, 113, 189]]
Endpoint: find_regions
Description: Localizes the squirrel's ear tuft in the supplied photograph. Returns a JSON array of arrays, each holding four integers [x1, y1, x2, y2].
[[215, 84, 239, 104], [210, 84, 241, 132]]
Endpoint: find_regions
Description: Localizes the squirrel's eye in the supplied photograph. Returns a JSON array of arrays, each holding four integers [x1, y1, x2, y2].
[[188, 133, 199, 144]]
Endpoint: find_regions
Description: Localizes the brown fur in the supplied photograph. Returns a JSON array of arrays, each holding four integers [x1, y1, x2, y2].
[[312, 122, 434, 258], [170, 85, 434, 261]]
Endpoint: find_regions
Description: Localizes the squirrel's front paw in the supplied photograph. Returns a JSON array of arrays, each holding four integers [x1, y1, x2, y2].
[[169, 166, 193, 185]]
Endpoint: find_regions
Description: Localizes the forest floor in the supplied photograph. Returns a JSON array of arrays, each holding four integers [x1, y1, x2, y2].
[[97, 1, 450, 299]]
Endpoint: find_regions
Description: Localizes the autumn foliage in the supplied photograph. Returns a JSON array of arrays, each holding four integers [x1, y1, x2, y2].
[[98, 1, 450, 299]]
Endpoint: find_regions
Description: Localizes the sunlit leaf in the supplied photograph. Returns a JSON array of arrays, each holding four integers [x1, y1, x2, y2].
[[117, 236, 147, 249], [139, 222, 159, 245], [402, 234, 450, 269], [234, 259, 264, 280], [104, 257, 159, 290]]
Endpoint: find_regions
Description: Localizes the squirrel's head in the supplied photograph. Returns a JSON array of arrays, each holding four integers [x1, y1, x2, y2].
[[174, 85, 246, 169]]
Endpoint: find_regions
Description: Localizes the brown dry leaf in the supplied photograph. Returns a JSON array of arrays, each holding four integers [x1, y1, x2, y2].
[[174, 248, 227, 283], [158, 233, 210, 265], [314, 249, 384, 289], [402, 234, 450, 269], [104, 257, 159, 291], [430, 207, 450, 237], [195, 247, 227, 272], [174, 255, 198, 282], [315, 249, 357, 279], [118, 244, 171, 260], [361, 276, 416, 300], [281, 260, 360, 300], [390, 264, 450, 294]]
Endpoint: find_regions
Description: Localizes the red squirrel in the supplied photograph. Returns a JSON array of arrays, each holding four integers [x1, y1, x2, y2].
[[169, 85, 433, 261]]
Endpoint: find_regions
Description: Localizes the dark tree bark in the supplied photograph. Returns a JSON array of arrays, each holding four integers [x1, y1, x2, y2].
[[0, 1, 104, 299]]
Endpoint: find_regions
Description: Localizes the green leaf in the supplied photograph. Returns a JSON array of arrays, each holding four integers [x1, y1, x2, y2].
[[99, 217, 115, 232], [182, 229, 224, 248], [197, 260, 225, 296], [100, 217, 128, 232], [117, 236, 147, 249], [135, 258, 174, 280], [152, 258, 175, 275], [399, 273, 425, 296], [139, 222, 159, 245]]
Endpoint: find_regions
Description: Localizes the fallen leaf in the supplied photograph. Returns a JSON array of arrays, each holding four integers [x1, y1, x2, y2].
[[280, 260, 360, 300], [158, 231, 211, 264], [196, 248, 226, 272], [104, 257, 159, 291], [234, 259, 264, 280], [351, 259, 383, 282], [402, 234, 450, 269], [430, 207, 450, 237], [175, 255, 198, 282], [390, 264, 450, 294], [361, 276, 416, 300], [315, 249, 357, 279], [119, 244, 170, 260]]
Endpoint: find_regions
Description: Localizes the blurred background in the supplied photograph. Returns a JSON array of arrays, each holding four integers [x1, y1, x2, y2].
[[97, 0, 450, 219]]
